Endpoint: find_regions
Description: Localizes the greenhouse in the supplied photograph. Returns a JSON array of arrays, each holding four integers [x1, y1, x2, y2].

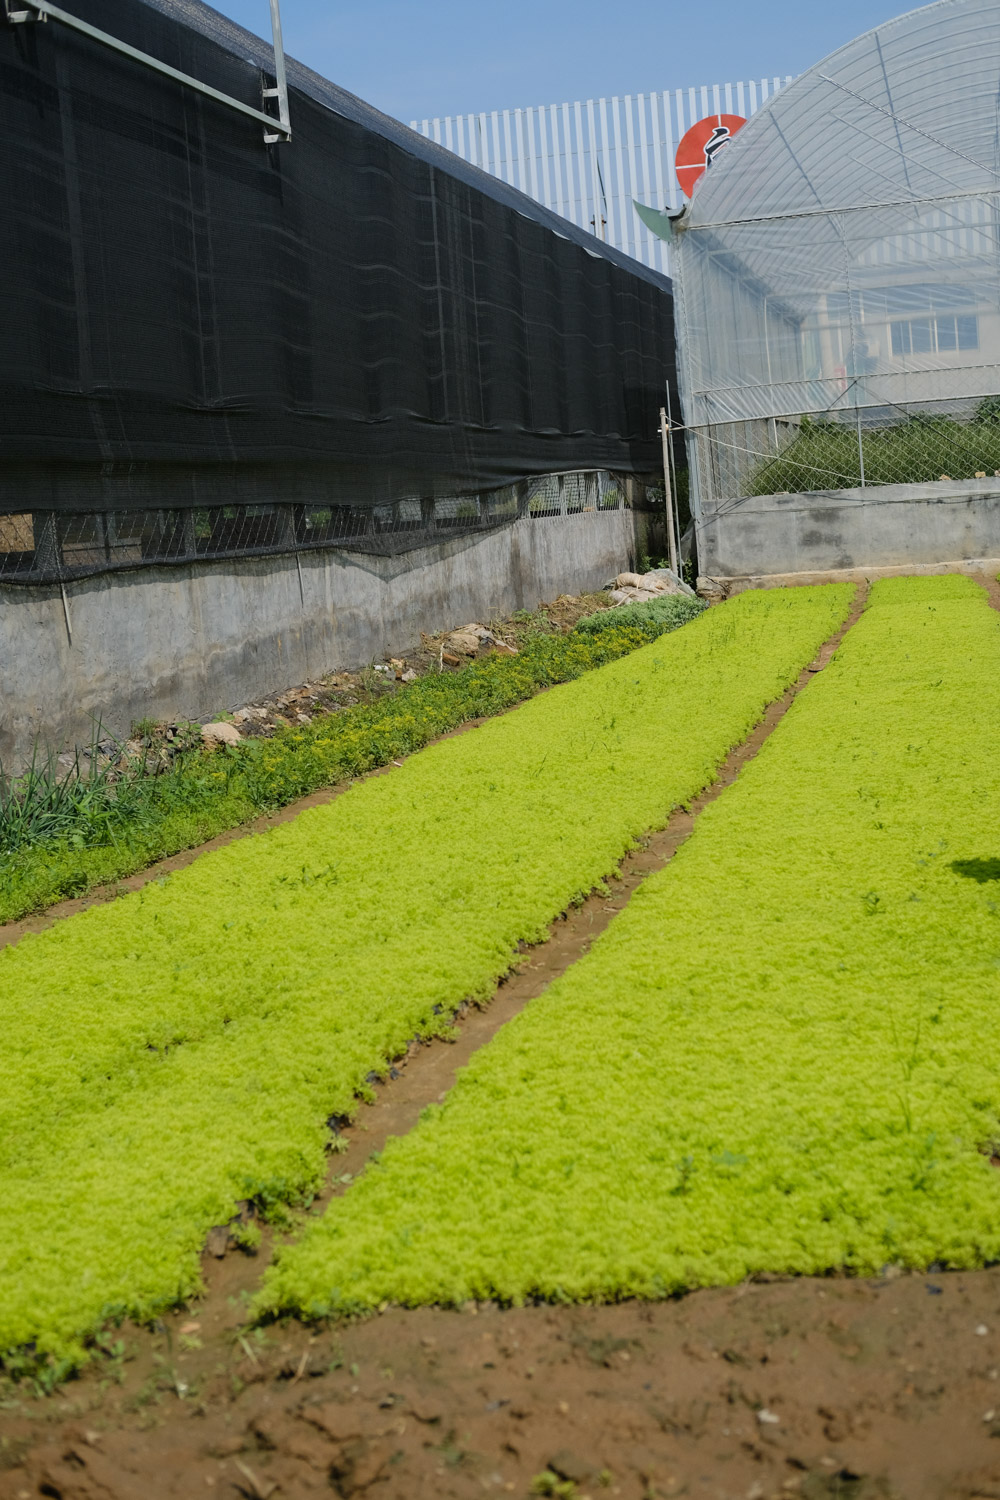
[[0, 0, 675, 765], [671, 0, 1000, 580], [0, 0, 675, 584]]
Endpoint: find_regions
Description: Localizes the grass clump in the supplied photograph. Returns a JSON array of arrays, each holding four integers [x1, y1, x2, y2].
[[257, 575, 1000, 1317], [574, 594, 703, 636], [0, 740, 129, 856], [0, 585, 851, 1369], [0, 607, 695, 925]]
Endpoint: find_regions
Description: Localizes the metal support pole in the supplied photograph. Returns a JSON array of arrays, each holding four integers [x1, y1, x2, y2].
[[263, 0, 291, 142], [60, 580, 72, 646], [665, 383, 683, 571], [659, 407, 679, 576], [32, 511, 59, 576], [856, 406, 866, 488]]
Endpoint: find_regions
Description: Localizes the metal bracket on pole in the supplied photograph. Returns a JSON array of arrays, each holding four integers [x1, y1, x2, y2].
[[3, 0, 291, 144], [3, 0, 45, 20], [259, 0, 290, 143]]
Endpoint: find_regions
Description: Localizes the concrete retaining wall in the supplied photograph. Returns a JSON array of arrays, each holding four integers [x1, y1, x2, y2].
[[697, 478, 1000, 582], [0, 507, 634, 768]]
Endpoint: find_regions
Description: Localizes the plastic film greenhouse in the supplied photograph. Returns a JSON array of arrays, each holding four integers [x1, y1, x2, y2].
[[671, 0, 1000, 580]]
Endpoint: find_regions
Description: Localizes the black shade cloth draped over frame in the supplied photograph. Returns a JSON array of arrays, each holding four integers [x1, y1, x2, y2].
[[0, 0, 676, 518]]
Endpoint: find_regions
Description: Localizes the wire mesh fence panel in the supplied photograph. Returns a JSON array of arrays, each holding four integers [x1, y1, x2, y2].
[[690, 397, 1000, 502], [0, 472, 657, 586]]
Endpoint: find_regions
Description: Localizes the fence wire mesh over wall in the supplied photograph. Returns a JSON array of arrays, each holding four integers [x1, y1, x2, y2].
[[0, 0, 675, 565], [0, 473, 650, 585], [672, 0, 1000, 514]]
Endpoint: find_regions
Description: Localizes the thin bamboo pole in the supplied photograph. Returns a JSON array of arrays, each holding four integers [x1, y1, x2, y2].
[[659, 407, 679, 575]]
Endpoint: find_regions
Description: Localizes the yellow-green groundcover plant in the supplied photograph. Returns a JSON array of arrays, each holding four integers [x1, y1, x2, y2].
[[0, 602, 701, 923], [0, 585, 849, 1368], [260, 575, 1000, 1317]]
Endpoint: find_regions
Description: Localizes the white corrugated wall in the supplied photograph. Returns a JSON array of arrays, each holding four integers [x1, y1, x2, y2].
[[412, 79, 793, 274]]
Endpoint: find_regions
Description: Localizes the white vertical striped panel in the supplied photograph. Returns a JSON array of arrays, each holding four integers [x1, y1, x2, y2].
[[412, 78, 793, 274], [550, 103, 564, 218]]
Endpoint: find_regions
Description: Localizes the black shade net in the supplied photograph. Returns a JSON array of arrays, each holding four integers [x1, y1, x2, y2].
[[0, 0, 675, 582]]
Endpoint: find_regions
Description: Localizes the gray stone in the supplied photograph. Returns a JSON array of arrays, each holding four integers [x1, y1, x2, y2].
[[548, 1450, 596, 1484], [201, 721, 242, 747]]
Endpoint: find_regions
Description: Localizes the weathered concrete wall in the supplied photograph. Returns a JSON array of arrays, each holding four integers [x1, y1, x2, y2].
[[697, 478, 1000, 581], [0, 508, 634, 767]]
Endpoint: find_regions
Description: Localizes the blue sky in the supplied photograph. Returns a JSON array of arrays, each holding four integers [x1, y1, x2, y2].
[[214, 0, 908, 123]]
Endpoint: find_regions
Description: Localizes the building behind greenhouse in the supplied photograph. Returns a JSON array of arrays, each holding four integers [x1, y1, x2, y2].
[[671, 0, 1000, 582]]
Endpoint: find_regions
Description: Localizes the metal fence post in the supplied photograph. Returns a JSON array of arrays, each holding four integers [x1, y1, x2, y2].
[[659, 407, 679, 574], [32, 511, 59, 576]]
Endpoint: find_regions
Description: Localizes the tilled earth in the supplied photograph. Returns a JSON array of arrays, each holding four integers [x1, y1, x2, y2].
[[3, 1272, 1000, 1500]]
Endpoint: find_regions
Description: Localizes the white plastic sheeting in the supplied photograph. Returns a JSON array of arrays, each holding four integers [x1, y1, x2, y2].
[[672, 0, 1000, 505]]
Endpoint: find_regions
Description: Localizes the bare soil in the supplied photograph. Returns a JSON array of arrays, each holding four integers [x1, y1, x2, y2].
[[6, 1270, 1000, 1500], [7, 579, 1000, 1498]]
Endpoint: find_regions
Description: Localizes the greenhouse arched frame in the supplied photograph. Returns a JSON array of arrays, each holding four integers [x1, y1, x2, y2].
[[670, 0, 1000, 579]]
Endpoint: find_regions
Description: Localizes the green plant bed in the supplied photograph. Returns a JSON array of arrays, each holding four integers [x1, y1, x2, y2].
[[0, 584, 850, 1369], [259, 574, 1000, 1317], [0, 605, 695, 926], [575, 595, 701, 636], [750, 409, 1000, 496]]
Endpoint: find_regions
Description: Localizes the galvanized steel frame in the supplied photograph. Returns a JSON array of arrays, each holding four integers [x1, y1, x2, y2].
[[3, 0, 291, 141]]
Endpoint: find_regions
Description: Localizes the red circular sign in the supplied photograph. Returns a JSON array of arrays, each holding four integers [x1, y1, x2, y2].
[[675, 113, 747, 198]]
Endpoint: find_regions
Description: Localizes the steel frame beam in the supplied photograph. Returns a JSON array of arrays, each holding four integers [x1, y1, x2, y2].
[[4, 0, 291, 142]]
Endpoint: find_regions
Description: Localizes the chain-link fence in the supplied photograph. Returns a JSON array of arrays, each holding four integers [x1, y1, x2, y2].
[[690, 394, 1000, 505], [0, 471, 651, 586]]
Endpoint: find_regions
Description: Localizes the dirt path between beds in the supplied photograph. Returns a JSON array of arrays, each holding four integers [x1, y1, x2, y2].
[[9, 579, 1000, 1500]]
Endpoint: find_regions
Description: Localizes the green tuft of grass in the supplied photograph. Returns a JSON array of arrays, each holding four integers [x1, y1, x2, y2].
[[574, 595, 703, 636], [0, 585, 851, 1369], [257, 574, 1000, 1317]]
